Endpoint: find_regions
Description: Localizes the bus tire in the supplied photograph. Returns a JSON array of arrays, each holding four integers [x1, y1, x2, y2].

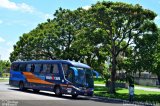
[[33, 89, 40, 93], [72, 94, 78, 98], [19, 82, 26, 91], [55, 86, 62, 97]]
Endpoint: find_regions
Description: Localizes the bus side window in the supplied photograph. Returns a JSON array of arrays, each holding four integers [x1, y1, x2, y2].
[[26, 64, 31, 72], [47, 64, 51, 74], [34, 64, 41, 73], [19, 64, 26, 72], [51, 64, 59, 74], [62, 64, 69, 75], [30, 64, 35, 72], [39, 64, 43, 73], [42, 64, 51, 74], [11, 64, 19, 71]]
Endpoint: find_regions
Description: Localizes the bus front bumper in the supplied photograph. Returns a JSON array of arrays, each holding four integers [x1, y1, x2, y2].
[[62, 87, 94, 96]]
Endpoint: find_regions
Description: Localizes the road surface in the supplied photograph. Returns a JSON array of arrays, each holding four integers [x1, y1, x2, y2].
[[0, 82, 125, 106]]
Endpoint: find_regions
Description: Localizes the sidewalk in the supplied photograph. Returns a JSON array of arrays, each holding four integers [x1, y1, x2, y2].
[[94, 84, 160, 92], [135, 86, 160, 92]]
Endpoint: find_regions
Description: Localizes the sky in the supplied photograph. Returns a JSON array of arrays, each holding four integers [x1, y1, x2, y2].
[[0, 0, 160, 61]]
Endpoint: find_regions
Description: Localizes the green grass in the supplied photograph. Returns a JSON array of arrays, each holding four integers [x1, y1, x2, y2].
[[94, 86, 160, 103], [94, 78, 105, 84]]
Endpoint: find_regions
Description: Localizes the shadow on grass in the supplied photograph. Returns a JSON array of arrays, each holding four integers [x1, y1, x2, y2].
[[94, 86, 108, 91], [135, 94, 160, 103], [94, 78, 104, 81], [94, 78, 106, 84]]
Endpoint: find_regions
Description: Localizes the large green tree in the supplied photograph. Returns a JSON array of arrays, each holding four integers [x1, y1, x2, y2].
[[81, 1, 157, 93]]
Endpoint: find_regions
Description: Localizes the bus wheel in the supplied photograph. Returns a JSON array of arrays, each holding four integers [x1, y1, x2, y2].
[[33, 89, 40, 93], [19, 82, 25, 91], [72, 94, 78, 98], [55, 86, 62, 96]]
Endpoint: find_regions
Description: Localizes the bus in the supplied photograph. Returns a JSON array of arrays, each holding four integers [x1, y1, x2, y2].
[[9, 60, 94, 98]]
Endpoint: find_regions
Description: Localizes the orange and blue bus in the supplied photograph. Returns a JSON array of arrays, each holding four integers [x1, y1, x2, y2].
[[9, 60, 94, 98]]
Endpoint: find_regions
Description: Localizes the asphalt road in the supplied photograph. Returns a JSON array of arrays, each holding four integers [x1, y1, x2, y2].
[[0, 82, 125, 106]]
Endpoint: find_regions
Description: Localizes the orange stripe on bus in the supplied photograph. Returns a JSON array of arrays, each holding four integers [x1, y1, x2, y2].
[[60, 84, 67, 87], [23, 72, 53, 85], [60, 84, 72, 88]]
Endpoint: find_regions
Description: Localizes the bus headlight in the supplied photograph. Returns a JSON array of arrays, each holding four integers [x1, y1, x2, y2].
[[74, 91, 77, 94]]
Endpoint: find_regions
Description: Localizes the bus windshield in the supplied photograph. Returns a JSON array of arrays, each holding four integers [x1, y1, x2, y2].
[[65, 66, 94, 88]]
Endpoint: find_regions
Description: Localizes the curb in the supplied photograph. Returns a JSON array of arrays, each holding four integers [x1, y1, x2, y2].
[[91, 95, 155, 106]]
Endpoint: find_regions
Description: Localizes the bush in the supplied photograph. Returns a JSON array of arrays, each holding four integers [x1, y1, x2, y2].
[[2, 73, 10, 77]]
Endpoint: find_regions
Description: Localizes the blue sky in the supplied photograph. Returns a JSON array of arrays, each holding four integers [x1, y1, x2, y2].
[[0, 0, 160, 60]]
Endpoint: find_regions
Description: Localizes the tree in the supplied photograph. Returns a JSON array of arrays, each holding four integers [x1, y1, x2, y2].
[[150, 28, 160, 85], [10, 8, 85, 62], [118, 23, 158, 78], [82, 1, 157, 93], [53, 8, 85, 60], [10, 20, 60, 61], [0, 60, 11, 74]]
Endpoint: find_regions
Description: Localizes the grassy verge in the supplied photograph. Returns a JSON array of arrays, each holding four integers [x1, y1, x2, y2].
[[94, 86, 160, 103]]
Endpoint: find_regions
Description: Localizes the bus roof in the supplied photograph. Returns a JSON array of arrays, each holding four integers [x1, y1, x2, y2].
[[12, 60, 91, 69]]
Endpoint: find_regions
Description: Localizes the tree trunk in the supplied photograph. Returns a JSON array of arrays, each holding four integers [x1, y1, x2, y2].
[[157, 73, 160, 86], [110, 55, 116, 93]]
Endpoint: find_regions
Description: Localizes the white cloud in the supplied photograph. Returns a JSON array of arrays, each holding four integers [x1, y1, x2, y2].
[[82, 5, 91, 10], [155, 15, 160, 21], [0, 47, 12, 60], [0, 41, 14, 60], [17, 3, 35, 13], [0, 20, 3, 24], [0, 0, 35, 13], [0, 39, 11, 60], [0, 37, 5, 43]]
